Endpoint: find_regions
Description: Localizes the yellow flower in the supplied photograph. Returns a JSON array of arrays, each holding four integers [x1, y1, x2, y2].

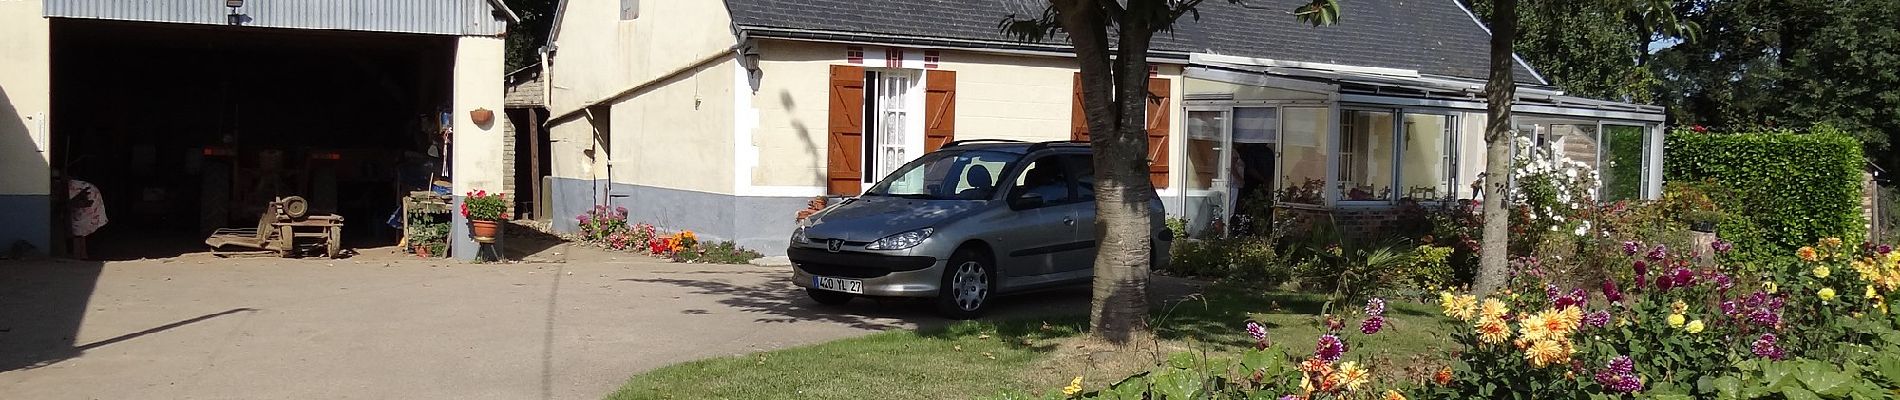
[[1670, 299, 1688, 315], [1063, 376, 1083, 397], [1440, 292, 1478, 321], [1869, 285, 1881, 300], [1383, 389, 1408, 400], [1333, 361, 1371, 392], [1799, 247, 1820, 262], [1814, 265, 1832, 279], [1475, 316, 1511, 344], [1822, 237, 1843, 249], [1685, 319, 1705, 334], [1479, 298, 1510, 320], [1519, 311, 1552, 342], [1667, 313, 1686, 328], [1819, 287, 1837, 302], [1545, 308, 1582, 339], [1764, 281, 1780, 294], [1525, 339, 1572, 368]]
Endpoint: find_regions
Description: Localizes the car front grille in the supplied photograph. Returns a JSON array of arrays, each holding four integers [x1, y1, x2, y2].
[[788, 247, 938, 279]]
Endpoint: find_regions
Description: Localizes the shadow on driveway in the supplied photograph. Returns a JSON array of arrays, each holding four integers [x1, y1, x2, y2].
[[622, 269, 1208, 332]]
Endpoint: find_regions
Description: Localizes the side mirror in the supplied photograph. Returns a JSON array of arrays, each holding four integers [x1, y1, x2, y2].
[[1009, 193, 1045, 210]]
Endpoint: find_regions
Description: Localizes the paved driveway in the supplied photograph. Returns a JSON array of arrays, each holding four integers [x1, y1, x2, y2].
[[0, 249, 1190, 400]]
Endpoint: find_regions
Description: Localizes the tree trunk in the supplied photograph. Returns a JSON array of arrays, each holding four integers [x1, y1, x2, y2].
[[1055, 0, 1156, 345], [1474, 0, 1518, 297]]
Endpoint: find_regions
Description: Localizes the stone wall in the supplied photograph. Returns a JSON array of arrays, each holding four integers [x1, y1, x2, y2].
[[1275, 205, 1405, 243]]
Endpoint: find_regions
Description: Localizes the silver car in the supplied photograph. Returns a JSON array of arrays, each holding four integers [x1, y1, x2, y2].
[[789, 140, 1172, 318]]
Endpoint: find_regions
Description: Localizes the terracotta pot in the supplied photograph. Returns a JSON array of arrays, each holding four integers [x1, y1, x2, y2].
[[414, 244, 432, 258], [470, 219, 502, 243], [470, 108, 494, 126]]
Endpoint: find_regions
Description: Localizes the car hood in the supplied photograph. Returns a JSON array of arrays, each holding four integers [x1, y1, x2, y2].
[[802, 196, 987, 242]]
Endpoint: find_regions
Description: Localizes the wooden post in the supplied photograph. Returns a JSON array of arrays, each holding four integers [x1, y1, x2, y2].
[[528, 108, 542, 221]]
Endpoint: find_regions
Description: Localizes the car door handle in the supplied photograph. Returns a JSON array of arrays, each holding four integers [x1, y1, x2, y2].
[[1062, 216, 1076, 226]]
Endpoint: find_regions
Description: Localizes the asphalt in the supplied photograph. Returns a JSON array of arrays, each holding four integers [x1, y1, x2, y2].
[[0, 247, 1201, 400]]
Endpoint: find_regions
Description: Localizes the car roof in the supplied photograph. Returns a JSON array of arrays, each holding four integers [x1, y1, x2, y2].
[[940, 140, 1090, 155]]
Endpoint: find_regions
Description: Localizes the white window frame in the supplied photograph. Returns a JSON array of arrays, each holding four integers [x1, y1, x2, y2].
[[861, 68, 926, 185], [1335, 106, 1461, 206]]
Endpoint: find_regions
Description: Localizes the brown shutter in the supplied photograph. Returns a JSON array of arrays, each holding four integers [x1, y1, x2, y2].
[[1070, 73, 1089, 142], [923, 70, 957, 152], [1146, 77, 1172, 189], [827, 65, 866, 195]]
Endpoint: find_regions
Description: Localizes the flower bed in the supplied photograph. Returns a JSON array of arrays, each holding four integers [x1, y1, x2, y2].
[[1030, 238, 1900, 399], [575, 204, 762, 263]]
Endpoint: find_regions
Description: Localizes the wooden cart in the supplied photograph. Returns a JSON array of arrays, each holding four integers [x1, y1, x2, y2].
[[204, 196, 345, 258]]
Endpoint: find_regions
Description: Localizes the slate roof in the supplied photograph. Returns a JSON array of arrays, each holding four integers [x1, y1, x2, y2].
[[722, 0, 1545, 84]]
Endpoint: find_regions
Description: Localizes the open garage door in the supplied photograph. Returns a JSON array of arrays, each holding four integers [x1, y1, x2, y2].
[[49, 19, 457, 259]]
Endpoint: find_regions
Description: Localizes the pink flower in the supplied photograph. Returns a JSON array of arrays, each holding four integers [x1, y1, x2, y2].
[[1314, 334, 1346, 363], [1360, 316, 1385, 334]]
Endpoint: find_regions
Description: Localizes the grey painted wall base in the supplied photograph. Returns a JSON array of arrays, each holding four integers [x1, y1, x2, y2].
[[544, 177, 807, 256], [450, 195, 475, 260], [0, 195, 51, 255]]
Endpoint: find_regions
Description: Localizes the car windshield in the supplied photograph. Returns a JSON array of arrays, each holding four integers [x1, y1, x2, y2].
[[864, 150, 1020, 200]]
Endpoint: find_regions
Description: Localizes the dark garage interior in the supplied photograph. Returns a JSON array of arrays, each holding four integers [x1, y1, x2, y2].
[[48, 19, 458, 259]]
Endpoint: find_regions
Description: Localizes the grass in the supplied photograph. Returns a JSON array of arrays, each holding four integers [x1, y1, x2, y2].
[[605, 285, 1455, 400]]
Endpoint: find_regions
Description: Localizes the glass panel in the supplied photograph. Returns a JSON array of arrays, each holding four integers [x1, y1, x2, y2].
[[875, 72, 913, 181], [1602, 124, 1647, 201], [1277, 107, 1328, 204], [1183, 110, 1225, 238], [1233, 107, 1277, 144], [1400, 113, 1453, 200], [869, 150, 1020, 200], [1011, 157, 1076, 204], [1340, 110, 1396, 202], [1456, 114, 1487, 199], [1185, 111, 1225, 191]]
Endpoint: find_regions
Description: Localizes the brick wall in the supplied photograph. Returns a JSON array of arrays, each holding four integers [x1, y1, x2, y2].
[[501, 113, 516, 217]]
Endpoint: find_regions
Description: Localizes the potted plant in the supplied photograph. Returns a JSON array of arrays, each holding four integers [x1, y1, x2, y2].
[[1686, 208, 1724, 233], [463, 190, 509, 243]]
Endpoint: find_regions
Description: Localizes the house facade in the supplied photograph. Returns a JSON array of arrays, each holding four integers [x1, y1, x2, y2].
[[541, 0, 1666, 254]]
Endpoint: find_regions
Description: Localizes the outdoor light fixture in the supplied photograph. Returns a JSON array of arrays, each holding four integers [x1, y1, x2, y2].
[[226, 0, 246, 26]]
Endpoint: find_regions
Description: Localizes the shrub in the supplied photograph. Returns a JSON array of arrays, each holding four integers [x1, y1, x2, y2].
[[671, 240, 763, 264], [1664, 127, 1868, 252], [1166, 237, 1294, 287], [577, 205, 629, 244]]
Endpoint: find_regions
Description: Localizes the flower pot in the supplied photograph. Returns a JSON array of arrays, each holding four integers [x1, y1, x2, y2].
[[470, 219, 502, 243], [1690, 221, 1718, 233], [414, 244, 432, 258], [470, 108, 494, 126]]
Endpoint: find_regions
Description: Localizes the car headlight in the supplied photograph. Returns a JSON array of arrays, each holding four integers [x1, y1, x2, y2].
[[865, 228, 933, 250], [791, 227, 809, 244]]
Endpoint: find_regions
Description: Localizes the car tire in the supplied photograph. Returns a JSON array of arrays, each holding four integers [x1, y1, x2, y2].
[[806, 288, 854, 306], [935, 249, 995, 319]]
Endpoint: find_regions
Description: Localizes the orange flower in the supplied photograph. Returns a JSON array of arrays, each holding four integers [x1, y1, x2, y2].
[[1799, 246, 1820, 262], [1475, 316, 1511, 344], [1433, 367, 1454, 386]]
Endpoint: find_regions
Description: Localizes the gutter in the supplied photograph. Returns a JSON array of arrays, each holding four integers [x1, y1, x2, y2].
[[485, 0, 522, 24], [739, 26, 1193, 62]]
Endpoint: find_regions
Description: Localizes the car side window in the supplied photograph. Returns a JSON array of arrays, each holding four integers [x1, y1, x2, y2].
[[1061, 154, 1095, 201], [1009, 157, 1076, 205]]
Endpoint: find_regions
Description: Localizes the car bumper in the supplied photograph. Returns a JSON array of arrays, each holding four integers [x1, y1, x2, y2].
[[788, 247, 945, 298]]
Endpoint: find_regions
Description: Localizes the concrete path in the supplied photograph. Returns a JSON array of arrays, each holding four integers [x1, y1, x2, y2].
[[0, 249, 1197, 400]]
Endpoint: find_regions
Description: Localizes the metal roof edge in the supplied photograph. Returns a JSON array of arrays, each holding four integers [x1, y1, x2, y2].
[[1450, 0, 1551, 86], [737, 25, 1193, 61], [485, 0, 520, 25]]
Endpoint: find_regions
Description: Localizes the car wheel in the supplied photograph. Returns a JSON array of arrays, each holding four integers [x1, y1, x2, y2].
[[806, 288, 854, 306], [935, 249, 994, 319]]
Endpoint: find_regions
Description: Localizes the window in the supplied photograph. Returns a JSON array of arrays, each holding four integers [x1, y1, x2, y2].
[[863, 70, 919, 183], [1062, 154, 1095, 201], [1010, 157, 1076, 205], [1340, 110, 1396, 202], [1278, 107, 1328, 204], [868, 150, 1018, 200], [1601, 124, 1648, 201], [1185, 111, 1225, 191], [1399, 113, 1455, 200], [619, 0, 639, 20]]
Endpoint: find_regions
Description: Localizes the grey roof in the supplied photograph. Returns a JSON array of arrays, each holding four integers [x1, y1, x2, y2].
[[44, 0, 515, 36], [723, 0, 1544, 84]]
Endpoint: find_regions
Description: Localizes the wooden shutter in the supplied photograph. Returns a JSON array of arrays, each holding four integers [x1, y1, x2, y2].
[[1146, 77, 1171, 189], [1070, 73, 1088, 142], [923, 70, 957, 152], [827, 65, 866, 195]]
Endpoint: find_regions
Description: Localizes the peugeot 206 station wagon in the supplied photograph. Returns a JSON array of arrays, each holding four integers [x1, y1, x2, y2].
[[788, 140, 1171, 318]]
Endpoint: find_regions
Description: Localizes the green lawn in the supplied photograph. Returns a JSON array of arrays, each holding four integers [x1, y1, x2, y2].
[[606, 286, 1454, 400]]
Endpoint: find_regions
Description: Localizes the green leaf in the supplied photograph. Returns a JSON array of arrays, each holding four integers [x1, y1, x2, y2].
[[1166, 352, 1196, 370], [1709, 375, 1744, 400], [1794, 362, 1851, 398], [1779, 386, 1821, 400], [1151, 367, 1203, 400]]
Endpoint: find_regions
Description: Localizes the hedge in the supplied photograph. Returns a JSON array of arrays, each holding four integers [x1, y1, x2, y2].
[[1663, 127, 1867, 253]]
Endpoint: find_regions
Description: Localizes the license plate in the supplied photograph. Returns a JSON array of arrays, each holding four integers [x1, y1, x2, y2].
[[812, 276, 864, 294]]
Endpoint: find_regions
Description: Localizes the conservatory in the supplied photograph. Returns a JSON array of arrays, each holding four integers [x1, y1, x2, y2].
[[1173, 54, 1667, 238]]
